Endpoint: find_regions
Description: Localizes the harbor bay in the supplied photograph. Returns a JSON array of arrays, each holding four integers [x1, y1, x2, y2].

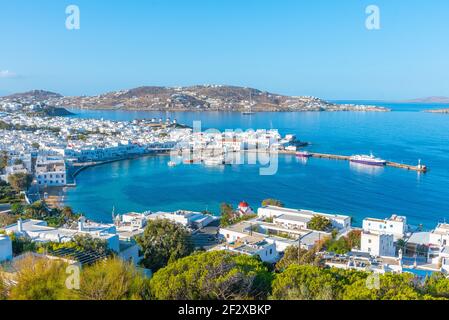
[[64, 104, 449, 229]]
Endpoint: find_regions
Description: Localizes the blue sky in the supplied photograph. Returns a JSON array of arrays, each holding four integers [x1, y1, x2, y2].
[[1, 0, 448, 99]]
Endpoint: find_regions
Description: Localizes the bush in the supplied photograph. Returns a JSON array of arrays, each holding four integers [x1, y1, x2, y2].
[[307, 215, 332, 231], [137, 219, 194, 271], [76, 258, 150, 300], [150, 251, 273, 300]]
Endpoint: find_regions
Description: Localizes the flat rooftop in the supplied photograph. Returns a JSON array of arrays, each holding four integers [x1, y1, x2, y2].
[[275, 214, 310, 223], [261, 206, 350, 220]]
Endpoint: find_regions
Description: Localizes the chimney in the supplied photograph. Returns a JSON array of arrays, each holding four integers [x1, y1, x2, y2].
[[17, 218, 23, 233]]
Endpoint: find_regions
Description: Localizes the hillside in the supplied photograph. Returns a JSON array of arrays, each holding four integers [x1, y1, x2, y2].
[[3, 90, 63, 101], [2, 85, 389, 112], [405, 96, 449, 104]]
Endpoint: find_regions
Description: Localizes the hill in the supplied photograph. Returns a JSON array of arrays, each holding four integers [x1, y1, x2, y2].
[[2, 85, 389, 112]]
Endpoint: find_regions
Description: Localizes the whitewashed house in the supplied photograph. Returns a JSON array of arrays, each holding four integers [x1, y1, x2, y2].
[[361, 231, 395, 258], [362, 215, 407, 240]]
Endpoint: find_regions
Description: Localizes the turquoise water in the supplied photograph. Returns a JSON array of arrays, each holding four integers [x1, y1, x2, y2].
[[65, 103, 449, 228]]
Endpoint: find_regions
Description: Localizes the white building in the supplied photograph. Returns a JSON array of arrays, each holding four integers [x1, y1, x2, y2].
[[4, 218, 119, 252], [362, 215, 407, 240], [361, 231, 395, 257], [0, 234, 13, 262], [35, 155, 67, 187], [429, 223, 449, 247], [216, 235, 278, 263], [258, 206, 351, 230], [147, 210, 218, 229]]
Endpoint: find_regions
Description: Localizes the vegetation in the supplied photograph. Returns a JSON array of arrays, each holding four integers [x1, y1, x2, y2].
[[307, 215, 332, 231], [0, 272, 6, 300], [7, 173, 33, 193], [137, 219, 194, 271], [77, 258, 150, 300], [275, 245, 321, 271], [37, 234, 112, 256], [271, 264, 366, 300], [1, 256, 150, 300], [342, 272, 425, 300], [9, 233, 37, 256], [16, 201, 79, 228], [3, 244, 449, 300], [220, 202, 256, 227], [423, 273, 449, 299], [0, 180, 22, 204], [323, 230, 362, 254], [261, 198, 284, 207], [7, 255, 71, 300], [0, 151, 8, 171], [150, 251, 273, 300], [0, 212, 19, 227]]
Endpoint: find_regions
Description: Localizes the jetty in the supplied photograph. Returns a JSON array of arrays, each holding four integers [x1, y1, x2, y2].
[[301, 152, 428, 173]]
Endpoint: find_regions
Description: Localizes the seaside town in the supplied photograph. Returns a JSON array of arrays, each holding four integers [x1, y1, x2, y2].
[[0, 103, 445, 301]]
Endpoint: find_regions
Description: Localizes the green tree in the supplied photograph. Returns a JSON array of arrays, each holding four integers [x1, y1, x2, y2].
[[9, 233, 37, 255], [72, 234, 111, 255], [8, 255, 72, 300], [424, 273, 449, 299], [10, 203, 24, 215], [76, 258, 150, 300], [0, 151, 7, 171], [271, 265, 359, 300], [275, 245, 321, 271], [219, 203, 235, 227], [342, 272, 422, 300], [23, 201, 48, 220], [150, 251, 273, 300], [7, 173, 33, 193], [261, 199, 284, 207], [137, 219, 194, 271], [307, 215, 332, 231], [345, 230, 362, 250]]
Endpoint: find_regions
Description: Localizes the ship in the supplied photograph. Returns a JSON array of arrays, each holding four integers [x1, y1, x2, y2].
[[203, 156, 224, 166], [349, 153, 387, 166], [296, 151, 312, 158]]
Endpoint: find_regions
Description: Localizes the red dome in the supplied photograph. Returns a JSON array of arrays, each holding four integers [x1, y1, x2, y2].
[[239, 201, 249, 208]]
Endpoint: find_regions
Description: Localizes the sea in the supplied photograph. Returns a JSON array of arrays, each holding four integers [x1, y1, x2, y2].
[[63, 101, 449, 229]]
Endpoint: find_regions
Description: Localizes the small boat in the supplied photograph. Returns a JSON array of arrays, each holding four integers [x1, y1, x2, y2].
[[350, 153, 386, 166], [183, 158, 197, 164], [204, 157, 224, 166], [296, 151, 312, 158], [167, 161, 177, 167]]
